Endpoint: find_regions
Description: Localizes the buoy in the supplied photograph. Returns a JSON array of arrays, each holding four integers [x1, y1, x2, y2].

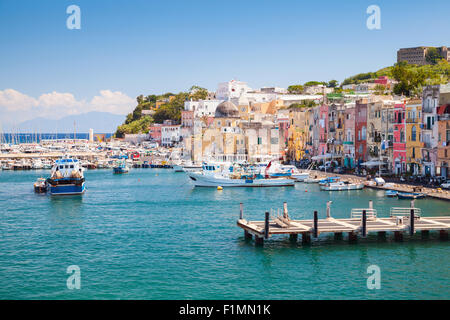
[[217, 186, 223, 190], [305, 190, 308, 192]]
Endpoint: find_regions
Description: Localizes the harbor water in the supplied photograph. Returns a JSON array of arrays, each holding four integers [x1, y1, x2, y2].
[[0, 169, 449, 299]]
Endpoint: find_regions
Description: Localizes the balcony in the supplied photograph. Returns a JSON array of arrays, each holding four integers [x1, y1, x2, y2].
[[406, 118, 419, 123]]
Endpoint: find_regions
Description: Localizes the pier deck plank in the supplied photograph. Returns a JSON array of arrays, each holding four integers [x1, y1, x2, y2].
[[237, 216, 450, 239]]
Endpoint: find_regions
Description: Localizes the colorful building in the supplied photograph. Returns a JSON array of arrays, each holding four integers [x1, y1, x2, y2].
[[405, 101, 423, 175], [355, 100, 368, 164], [393, 103, 406, 174]]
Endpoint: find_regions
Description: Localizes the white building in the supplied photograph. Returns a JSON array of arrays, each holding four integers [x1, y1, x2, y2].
[[161, 125, 181, 147], [184, 100, 223, 117], [216, 80, 251, 100]]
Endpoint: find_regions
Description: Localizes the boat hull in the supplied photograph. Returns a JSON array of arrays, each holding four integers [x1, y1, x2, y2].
[[292, 172, 310, 182], [397, 192, 426, 199], [187, 172, 295, 188], [49, 183, 85, 195], [113, 167, 129, 174], [320, 183, 364, 191]]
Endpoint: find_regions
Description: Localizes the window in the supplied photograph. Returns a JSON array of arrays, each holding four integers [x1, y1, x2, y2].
[[411, 126, 417, 141]]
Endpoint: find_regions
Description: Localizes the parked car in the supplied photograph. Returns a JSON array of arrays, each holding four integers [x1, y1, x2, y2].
[[319, 161, 339, 171], [441, 181, 450, 189]]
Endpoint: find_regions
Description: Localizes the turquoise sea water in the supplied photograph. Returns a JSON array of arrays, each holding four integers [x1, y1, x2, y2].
[[0, 169, 449, 300]]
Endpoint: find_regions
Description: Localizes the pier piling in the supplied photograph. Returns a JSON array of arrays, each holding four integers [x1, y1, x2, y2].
[[334, 232, 343, 240], [244, 230, 252, 240], [313, 211, 318, 238], [302, 232, 311, 244], [439, 230, 448, 241], [264, 211, 269, 240], [255, 236, 264, 246], [394, 231, 403, 242], [240, 203, 243, 220], [289, 234, 298, 242], [421, 230, 430, 239], [348, 232, 357, 243], [410, 209, 415, 235], [362, 210, 367, 237]]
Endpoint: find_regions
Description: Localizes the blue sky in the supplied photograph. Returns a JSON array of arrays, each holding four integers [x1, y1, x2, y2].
[[0, 0, 449, 124]]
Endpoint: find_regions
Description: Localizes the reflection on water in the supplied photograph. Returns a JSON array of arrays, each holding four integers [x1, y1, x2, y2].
[[49, 195, 84, 225]]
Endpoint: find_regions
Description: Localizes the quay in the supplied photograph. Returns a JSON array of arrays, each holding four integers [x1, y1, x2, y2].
[[0, 152, 101, 160], [236, 202, 450, 246], [310, 170, 450, 202]]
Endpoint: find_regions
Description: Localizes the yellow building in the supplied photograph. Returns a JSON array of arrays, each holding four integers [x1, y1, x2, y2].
[[287, 108, 309, 161], [405, 100, 423, 175]]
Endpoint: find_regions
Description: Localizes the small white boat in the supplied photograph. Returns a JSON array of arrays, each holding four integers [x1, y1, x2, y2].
[[303, 177, 322, 183], [34, 177, 47, 193], [320, 181, 364, 191]]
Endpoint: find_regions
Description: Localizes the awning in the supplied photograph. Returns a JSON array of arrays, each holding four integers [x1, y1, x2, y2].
[[311, 154, 332, 160], [360, 160, 387, 168]]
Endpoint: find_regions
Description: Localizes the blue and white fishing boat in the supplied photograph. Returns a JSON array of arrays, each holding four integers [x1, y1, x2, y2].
[[318, 176, 341, 186], [385, 190, 398, 197], [113, 160, 129, 174], [397, 192, 426, 200], [46, 156, 85, 195], [187, 162, 294, 188]]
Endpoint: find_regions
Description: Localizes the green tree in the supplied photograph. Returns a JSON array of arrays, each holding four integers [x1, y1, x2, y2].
[[287, 85, 304, 94], [426, 48, 442, 65], [327, 80, 339, 88], [392, 62, 427, 97], [189, 85, 208, 101]]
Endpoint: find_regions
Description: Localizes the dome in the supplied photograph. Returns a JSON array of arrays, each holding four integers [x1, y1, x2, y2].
[[215, 101, 239, 118]]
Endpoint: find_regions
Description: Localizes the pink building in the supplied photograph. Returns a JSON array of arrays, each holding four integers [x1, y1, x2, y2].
[[374, 76, 389, 86], [343, 105, 355, 167], [355, 100, 368, 164], [318, 104, 329, 155], [393, 103, 406, 174], [149, 124, 162, 144]]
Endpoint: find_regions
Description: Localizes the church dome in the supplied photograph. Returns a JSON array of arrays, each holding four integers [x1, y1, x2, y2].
[[215, 101, 239, 118]]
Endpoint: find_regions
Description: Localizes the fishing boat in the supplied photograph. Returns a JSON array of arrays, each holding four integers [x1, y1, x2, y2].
[[269, 164, 310, 181], [397, 192, 426, 200], [46, 156, 85, 195], [113, 160, 129, 174], [318, 176, 341, 186], [320, 181, 364, 191], [187, 162, 295, 188], [33, 177, 47, 193], [385, 190, 398, 197]]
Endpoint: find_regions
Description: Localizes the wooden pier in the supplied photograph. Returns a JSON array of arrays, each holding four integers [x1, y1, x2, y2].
[[237, 202, 450, 246]]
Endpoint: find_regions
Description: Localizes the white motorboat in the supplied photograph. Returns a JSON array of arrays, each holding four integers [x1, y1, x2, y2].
[[187, 162, 295, 188], [320, 181, 364, 191]]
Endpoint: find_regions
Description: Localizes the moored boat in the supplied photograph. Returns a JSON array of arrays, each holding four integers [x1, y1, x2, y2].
[[320, 181, 364, 191], [397, 192, 426, 199], [385, 190, 398, 197], [187, 162, 295, 188], [113, 160, 129, 174], [47, 156, 85, 195], [318, 176, 341, 186], [33, 177, 48, 193]]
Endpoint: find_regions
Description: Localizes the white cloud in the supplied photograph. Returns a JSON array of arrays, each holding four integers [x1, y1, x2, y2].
[[38, 91, 83, 109], [0, 89, 134, 126], [0, 89, 38, 111], [90, 90, 135, 115]]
